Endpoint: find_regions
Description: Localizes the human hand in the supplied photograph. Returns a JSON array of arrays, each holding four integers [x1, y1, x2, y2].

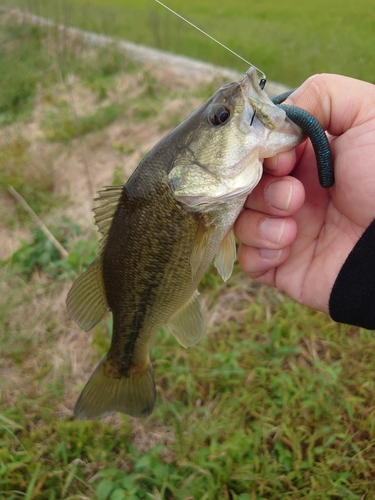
[[235, 74, 375, 313]]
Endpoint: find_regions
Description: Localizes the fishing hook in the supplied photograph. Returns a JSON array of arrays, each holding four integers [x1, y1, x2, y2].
[[250, 110, 256, 126]]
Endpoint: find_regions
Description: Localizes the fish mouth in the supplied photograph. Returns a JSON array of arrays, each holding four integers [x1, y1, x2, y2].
[[235, 66, 303, 159], [240, 67, 289, 131]]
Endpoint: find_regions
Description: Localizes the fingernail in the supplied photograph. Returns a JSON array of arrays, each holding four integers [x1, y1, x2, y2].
[[265, 179, 293, 211], [260, 217, 286, 243], [259, 248, 282, 260]]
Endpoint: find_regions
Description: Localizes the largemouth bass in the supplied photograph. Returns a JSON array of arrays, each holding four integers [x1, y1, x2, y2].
[[66, 67, 303, 419]]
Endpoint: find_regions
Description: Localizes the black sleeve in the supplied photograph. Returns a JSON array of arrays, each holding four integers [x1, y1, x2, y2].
[[329, 219, 375, 329]]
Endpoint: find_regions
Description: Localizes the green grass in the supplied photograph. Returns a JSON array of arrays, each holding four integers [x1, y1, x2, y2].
[[7, 219, 98, 279], [2, 0, 375, 86], [42, 102, 126, 142], [2, 259, 375, 498], [0, 18, 138, 124], [1, 9, 375, 500]]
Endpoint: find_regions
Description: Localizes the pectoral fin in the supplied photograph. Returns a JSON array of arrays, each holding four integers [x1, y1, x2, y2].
[[167, 291, 205, 348], [214, 229, 236, 282], [66, 257, 108, 331]]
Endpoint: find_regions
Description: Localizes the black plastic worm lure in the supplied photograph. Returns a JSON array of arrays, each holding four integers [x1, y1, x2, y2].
[[271, 89, 334, 188]]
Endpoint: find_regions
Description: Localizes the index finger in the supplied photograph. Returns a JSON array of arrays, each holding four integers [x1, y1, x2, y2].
[[263, 148, 299, 176]]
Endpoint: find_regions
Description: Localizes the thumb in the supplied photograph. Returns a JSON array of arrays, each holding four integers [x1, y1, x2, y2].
[[285, 74, 375, 136]]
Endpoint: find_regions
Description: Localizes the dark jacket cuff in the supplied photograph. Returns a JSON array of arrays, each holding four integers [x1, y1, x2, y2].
[[329, 219, 375, 329]]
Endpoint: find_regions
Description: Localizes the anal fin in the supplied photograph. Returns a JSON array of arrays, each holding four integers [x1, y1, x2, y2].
[[167, 291, 205, 348]]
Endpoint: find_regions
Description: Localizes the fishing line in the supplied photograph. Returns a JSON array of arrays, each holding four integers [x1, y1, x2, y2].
[[154, 0, 266, 81]]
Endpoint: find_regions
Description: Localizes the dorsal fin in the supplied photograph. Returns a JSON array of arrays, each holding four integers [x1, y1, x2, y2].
[[93, 186, 124, 248]]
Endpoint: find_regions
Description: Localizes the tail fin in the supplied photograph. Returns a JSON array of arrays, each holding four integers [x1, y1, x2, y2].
[[74, 357, 156, 419]]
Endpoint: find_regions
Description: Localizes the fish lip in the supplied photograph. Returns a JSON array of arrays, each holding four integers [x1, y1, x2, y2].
[[240, 67, 289, 131], [240, 67, 259, 89], [239, 67, 263, 102]]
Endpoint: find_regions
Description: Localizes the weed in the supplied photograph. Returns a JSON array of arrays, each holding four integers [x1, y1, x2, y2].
[[42, 101, 125, 142], [0, 136, 61, 222], [0, 12, 138, 126], [6, 218, 98, 279], [111, 165, 125, 185], [9, 227, 61, 278], [0, 21, 52, 124], [112, 142, 135, 156]]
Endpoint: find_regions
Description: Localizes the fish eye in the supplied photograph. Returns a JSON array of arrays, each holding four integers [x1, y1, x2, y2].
[[208, 105, 231, 126]]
